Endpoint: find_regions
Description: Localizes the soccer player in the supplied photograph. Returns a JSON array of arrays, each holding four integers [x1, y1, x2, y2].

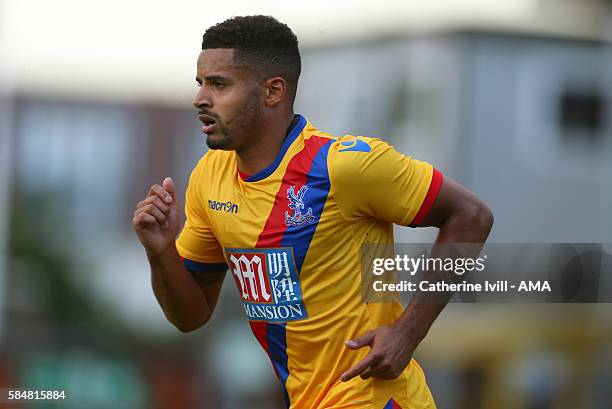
[[133, 15, 493, 409]]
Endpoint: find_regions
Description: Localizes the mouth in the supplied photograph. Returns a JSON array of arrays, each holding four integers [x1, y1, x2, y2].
[[198, 113, 218, 134]]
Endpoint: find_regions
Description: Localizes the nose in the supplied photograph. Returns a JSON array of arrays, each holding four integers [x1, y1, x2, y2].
[[192, 86, 212, 110]]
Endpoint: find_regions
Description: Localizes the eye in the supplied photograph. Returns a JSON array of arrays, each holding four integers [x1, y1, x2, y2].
[[212, 81, 225, 89]]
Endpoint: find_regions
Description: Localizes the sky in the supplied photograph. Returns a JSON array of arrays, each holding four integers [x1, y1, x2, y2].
[[0, 0, 605, 104]]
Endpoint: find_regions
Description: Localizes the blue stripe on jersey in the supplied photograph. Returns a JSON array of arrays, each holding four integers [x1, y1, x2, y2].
[[183, 258, 228, 273], [266, 322, 291, 408], [281, 139, 333, 271]]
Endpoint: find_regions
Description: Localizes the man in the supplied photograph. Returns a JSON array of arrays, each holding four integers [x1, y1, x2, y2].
[[133, 15, 493, 409]]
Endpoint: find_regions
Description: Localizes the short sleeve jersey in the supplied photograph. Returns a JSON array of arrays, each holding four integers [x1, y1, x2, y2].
[[176, 115, 442, 409]]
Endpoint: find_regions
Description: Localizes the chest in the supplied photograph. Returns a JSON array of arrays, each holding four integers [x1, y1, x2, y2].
[[205, 173, 333, 249]]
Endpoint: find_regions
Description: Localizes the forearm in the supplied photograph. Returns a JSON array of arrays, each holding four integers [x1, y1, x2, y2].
[[396, 206, 494, 343], [148, 244, 212, 332]]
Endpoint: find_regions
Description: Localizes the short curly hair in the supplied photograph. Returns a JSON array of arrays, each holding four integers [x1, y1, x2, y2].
[[202, 15, 301, 103]]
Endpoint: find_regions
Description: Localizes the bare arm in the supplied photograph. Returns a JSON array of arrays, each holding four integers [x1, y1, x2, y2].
[[133, 177, 225, 332], [393, 177, 493, 355], [342, 176, 493, 381]]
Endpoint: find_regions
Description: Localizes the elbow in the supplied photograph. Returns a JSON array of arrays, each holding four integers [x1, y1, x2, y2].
[[446, 200, 493, 238], [173, 318, 207, 333], [175, 323, 201, 333], [468, 201, 494, 235], [168, 313, 211, 333]]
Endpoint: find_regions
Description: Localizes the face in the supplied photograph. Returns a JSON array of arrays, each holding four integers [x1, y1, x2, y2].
[[193, 49, 263, 150]]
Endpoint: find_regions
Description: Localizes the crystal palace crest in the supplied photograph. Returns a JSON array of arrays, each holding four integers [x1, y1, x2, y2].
[[285, 185, 315, 227]]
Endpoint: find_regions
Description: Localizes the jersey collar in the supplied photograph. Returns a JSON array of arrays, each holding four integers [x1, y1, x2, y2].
[[243, 114, 307, 182]]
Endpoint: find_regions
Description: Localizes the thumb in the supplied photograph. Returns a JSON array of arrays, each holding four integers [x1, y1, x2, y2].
[[346, 331, 375, 349], [163, 177, 176, 201]]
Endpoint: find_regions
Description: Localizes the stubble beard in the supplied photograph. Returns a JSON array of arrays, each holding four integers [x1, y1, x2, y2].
[[205, 89, 262, 151]]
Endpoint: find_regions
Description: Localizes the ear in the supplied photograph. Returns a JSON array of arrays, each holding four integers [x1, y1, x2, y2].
[[264, 77, 286, 107]]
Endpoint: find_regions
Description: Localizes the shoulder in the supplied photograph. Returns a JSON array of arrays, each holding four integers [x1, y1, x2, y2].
[[328, 135, 396, 179], [302, 121, 403, 182], [328, 135, 391, 157], [302, 122, 391, 164]]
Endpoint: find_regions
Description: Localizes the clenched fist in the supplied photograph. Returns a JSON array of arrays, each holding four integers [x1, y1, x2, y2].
[[133, 177, 181, 255]]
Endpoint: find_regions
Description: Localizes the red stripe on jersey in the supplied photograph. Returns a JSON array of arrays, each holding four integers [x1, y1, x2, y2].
[[249, 321, 281, 379], [383, 399, 403, 409], [237, 169, 250, 181], [256, 135, 330, 247], [249, 320, 268, 349], [410, 168, 443, 226], [250, 135, 331, 408]]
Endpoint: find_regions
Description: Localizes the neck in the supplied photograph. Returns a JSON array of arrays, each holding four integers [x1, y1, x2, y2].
[[236, 112, 296, 177]]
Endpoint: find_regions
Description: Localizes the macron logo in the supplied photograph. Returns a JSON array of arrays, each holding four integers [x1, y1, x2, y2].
[[208, 200, 239, 214]]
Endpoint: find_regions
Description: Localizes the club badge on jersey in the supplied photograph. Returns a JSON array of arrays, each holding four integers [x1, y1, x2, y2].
[[285, 185, 314, 227]]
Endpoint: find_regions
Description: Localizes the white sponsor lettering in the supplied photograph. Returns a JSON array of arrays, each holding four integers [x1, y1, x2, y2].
[[229, 254, 271, 302], [243, 303, 305, 321], [268, 252, 297, 302]]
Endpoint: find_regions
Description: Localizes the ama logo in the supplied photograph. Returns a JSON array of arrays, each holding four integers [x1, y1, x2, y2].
[[285, 185, 315, 227], [226, 247, 308, 323]]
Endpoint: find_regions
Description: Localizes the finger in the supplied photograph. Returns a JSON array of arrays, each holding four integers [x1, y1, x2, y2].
[[360, 362, 391, 380], [341, 353, 381, 382], [137, 195, 170, 214], [162, 177, 176, 201], [359, 366, 379, 380], [134, 204, 166, 220], [148, 184, 173, 204], [346, 331, 375, 349], [137, 204, 167, 226], [133, 212, 157, 229]]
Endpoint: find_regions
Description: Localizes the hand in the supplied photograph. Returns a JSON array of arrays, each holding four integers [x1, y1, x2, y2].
[[133, 177, 181, 255], [340, 324, 417, 381]]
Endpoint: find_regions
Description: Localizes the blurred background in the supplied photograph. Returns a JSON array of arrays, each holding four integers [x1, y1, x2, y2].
[[1, 0, 612, 408]]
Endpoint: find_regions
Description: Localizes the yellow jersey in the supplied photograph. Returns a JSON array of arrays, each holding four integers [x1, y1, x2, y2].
[[176, 115, 442, 408]]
